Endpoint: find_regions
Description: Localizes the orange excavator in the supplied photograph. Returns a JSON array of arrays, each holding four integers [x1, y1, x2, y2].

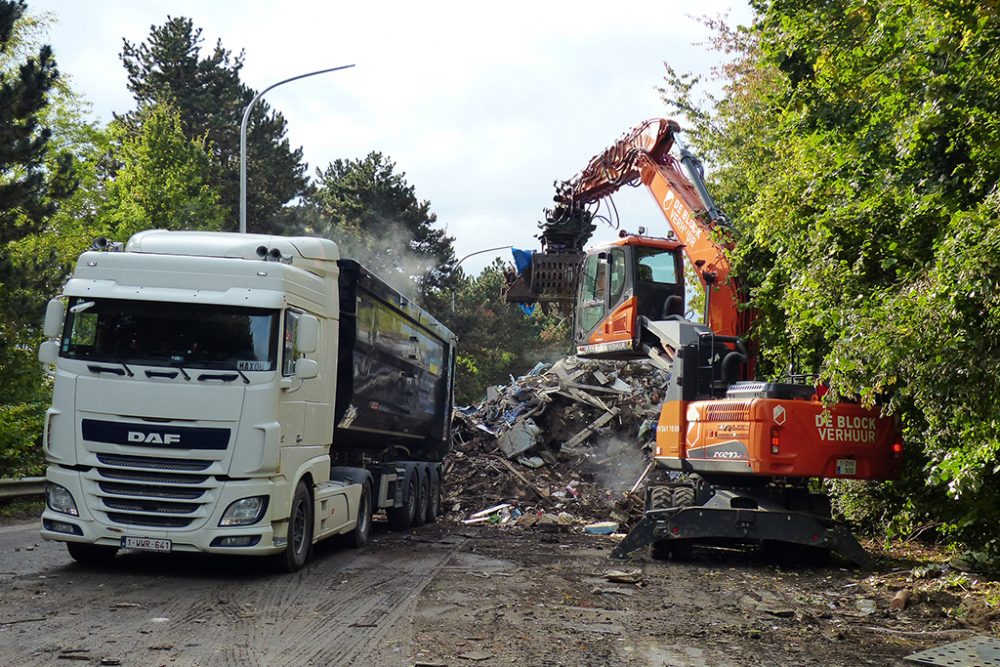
[[507, 119, 902, 564]]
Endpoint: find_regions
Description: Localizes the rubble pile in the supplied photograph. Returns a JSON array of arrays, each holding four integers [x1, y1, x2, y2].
[[446, 356, 670, 529]]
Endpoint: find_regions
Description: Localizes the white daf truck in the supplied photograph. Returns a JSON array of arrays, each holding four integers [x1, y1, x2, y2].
[[37, 230, 456, 571]]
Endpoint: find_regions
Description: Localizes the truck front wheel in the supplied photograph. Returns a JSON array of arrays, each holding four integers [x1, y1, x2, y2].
[[280, 480, 313, 572], [67, 542, 118, 566]]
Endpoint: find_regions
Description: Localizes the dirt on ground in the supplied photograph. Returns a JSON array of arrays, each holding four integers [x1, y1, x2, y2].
[[2, 515, 997, 667]]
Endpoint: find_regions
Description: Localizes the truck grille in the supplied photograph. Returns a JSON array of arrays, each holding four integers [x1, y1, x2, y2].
[[89, 454, 218, 530], [97, 453, 212, 472], [106, 513, 193, 528]]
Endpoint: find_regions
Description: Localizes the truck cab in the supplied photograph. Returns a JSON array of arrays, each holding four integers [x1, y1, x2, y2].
[[39, 231, 455, 571]]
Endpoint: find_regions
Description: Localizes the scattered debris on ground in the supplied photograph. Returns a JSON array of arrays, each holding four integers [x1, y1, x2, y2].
[[447, 356, 669, 529]]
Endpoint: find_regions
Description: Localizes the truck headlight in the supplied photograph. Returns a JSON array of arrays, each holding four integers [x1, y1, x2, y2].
[[46, 483, 79, 517], [219, 496, 268, 526]]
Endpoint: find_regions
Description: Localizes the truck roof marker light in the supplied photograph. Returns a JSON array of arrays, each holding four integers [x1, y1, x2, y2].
[[257, 271, 268, 277]]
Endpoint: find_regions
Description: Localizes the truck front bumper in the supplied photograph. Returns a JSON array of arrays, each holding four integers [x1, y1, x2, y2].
[[40, 466, 284, 556]]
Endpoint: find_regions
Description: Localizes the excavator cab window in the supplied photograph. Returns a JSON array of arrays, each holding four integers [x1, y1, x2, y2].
[[632, 245, 685, 322], [636, 247, 678, 285]]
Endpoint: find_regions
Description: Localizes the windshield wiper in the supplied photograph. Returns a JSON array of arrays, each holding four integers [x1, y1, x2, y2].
[[87, 362, 133, 377], [174, 364, 191, 381], [88, 364, 125, 376], [197, 368, 251, 384], [197, 373, 237, 382]]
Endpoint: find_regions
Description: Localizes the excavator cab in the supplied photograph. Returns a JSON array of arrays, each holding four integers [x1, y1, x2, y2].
[[574, 234, 685, 359]]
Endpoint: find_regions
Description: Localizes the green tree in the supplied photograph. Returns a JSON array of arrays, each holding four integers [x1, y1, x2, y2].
[[0, 0, 78, 477], [101, 103, 225, 239], [311, 151, 456, 303], [120, 16, 307, 233], [663, 1, 1000, 552]]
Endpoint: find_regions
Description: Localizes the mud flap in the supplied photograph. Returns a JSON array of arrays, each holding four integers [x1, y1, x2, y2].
[[611, 507, 872, 567]]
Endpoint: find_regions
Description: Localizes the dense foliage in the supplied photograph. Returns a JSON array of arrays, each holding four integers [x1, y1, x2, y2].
[[667, 1, 1000, 552], [0, 0, 78, 477]]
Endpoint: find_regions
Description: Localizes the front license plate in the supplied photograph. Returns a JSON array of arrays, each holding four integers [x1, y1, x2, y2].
[[121, 536, 172, 553], [836, 459, 857, 476]]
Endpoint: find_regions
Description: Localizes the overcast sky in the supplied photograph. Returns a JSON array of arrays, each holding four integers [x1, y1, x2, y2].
[[29, 0, 753, 275]]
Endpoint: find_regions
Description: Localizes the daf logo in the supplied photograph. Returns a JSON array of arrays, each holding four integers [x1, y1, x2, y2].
[[772, 406, 787, 426], [128, 431, 181, 445]]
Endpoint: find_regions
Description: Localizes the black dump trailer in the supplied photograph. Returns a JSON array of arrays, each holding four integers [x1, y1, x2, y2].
[[330, 260, 456, 528]]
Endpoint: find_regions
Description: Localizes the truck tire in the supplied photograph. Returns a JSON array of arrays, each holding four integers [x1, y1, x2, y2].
[[67, 542, 118, 566], [425, 468, 440, 524], [280, 480, 313, 572], [413, 469, 430, 527], [340, 482, 373, 549], [387, 471, 418, 530]]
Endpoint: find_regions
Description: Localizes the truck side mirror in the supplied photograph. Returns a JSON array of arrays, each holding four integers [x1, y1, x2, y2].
[[294, 358, 319, 380], [38, 340, 59, 365], [296, 314, 319, 354], [43, 299, 65, 338]]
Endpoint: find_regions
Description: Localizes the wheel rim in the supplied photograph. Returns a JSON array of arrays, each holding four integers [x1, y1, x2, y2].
[[419, 479, 429, 515], [406, 478, 417, 521], [358, 491, 370, 536], [291, 498, 306, 552]]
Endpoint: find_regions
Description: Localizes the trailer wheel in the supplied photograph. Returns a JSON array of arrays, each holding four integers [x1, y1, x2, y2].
[[280, 480, 313, 572], [67, 542, 118, 567], [425, 469, 441, 524], [413, 469, 430, 527], [387, 471, 418, 530], [341, 482, 373, 549]]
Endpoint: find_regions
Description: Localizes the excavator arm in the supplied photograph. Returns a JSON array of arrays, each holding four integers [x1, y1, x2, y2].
[[508, 118, 752, 351]]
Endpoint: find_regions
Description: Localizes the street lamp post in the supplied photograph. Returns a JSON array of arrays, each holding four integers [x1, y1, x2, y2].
[[239, 64, 355, 234], [449, 245, 513, 312]]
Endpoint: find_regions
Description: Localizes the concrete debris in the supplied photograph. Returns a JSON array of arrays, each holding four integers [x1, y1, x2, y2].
[[447, 355, 669, 528], [496, 419, 542, 458], [604, 568, 644, 584]]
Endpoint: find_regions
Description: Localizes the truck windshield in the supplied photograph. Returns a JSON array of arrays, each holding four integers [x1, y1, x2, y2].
[[60, 297, 278, 371]]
